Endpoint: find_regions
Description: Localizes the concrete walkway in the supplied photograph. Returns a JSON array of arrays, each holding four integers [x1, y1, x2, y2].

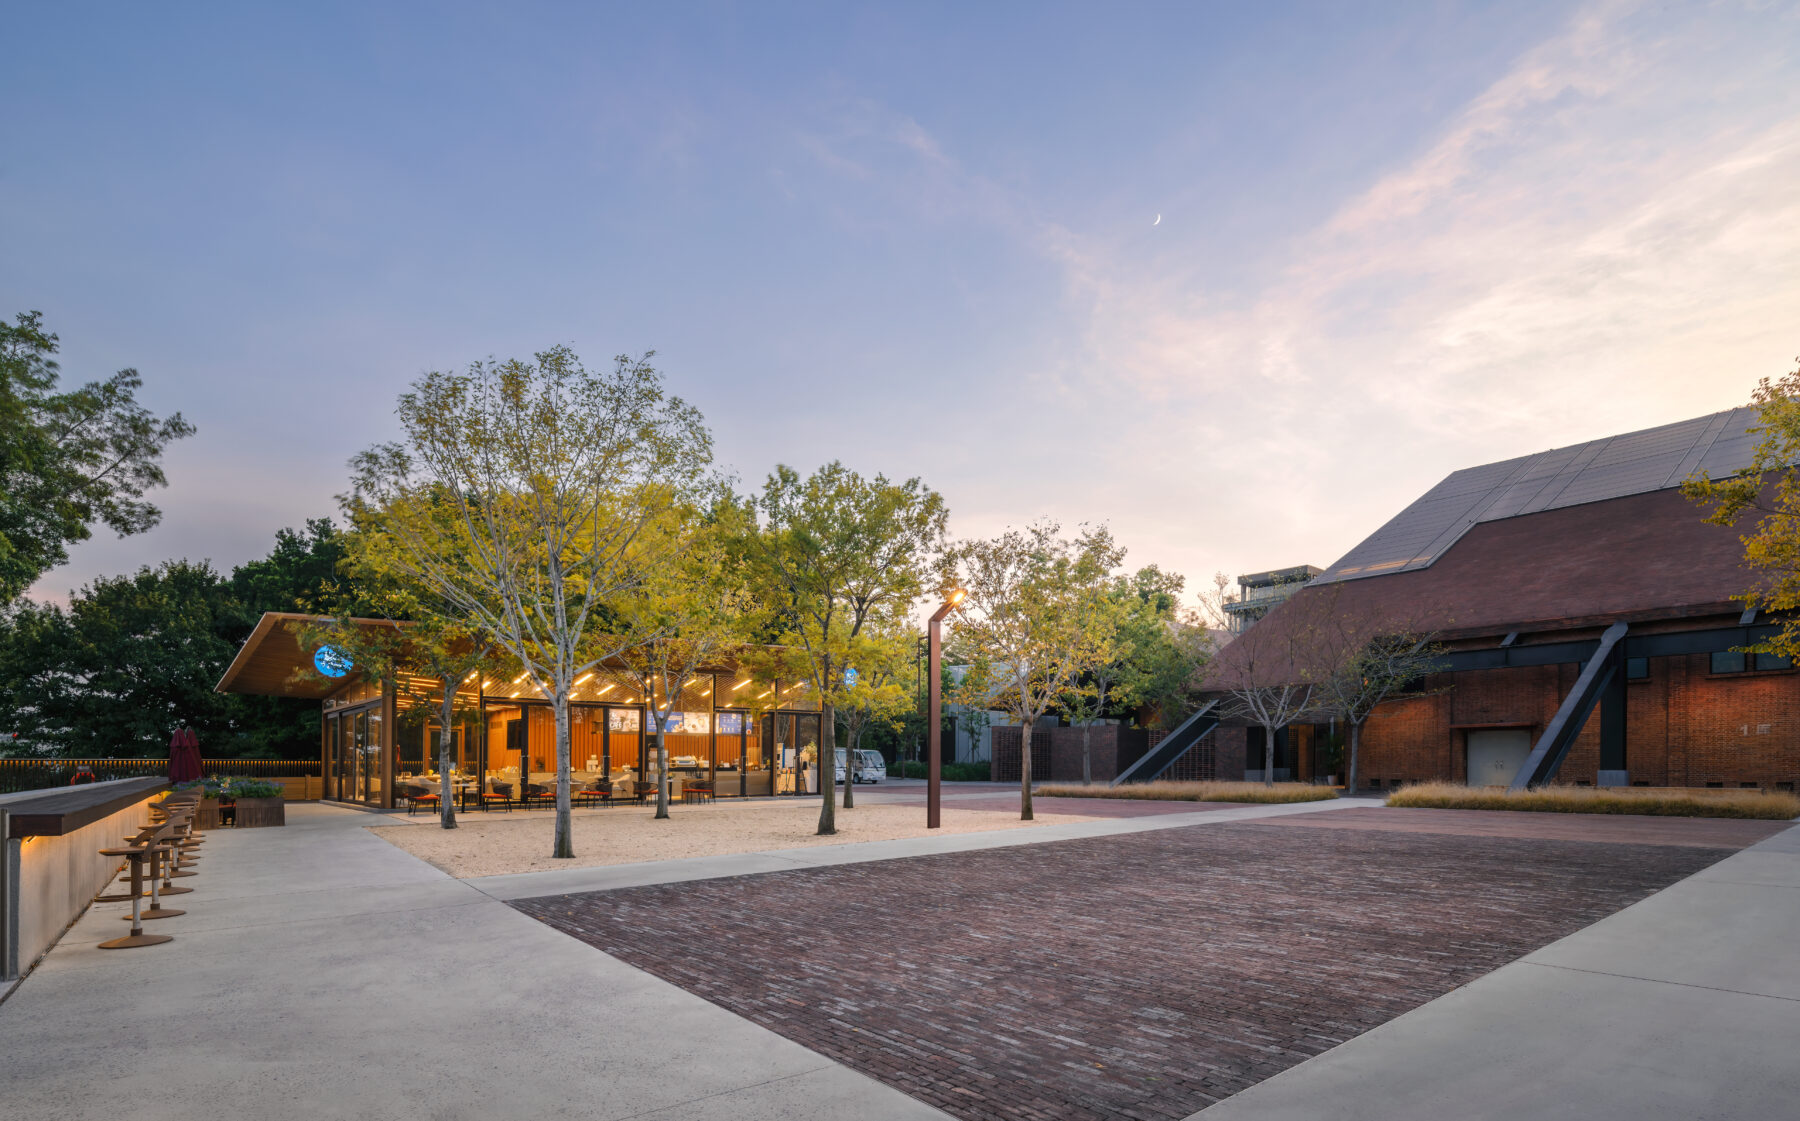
[[0, 803, 949, 1121], [1192, 822, 1800, 1121], [0, 795, 1363, 1121]]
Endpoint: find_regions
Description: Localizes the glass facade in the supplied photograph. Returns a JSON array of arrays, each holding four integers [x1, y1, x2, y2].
[[322, 668, 829, 808]]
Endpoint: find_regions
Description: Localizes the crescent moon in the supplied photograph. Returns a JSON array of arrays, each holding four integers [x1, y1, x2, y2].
[[1153, 214, 1162, 226]]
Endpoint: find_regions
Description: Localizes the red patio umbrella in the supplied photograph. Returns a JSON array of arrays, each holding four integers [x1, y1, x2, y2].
[[168, 727, 203, 783]]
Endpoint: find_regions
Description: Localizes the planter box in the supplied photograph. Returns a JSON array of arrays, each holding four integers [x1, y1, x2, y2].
[[195, 800, 223, 830], [233, 796, 286, 828]]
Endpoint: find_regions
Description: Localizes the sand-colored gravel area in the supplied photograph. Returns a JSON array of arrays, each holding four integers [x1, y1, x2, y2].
[[369, 799, 1093, 879]]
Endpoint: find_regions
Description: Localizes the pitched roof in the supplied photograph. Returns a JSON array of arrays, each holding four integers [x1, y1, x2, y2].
[[1316, 407, 1758, 585]]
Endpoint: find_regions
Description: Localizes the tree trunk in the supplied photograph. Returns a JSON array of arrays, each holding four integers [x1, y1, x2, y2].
[[437, 673, 459, 830], [1263, 722, 1276, 788], [1346, 719, 1362, 795], [553, 691, 574, 858], [1081, 722, 1093, 786], [817, 685, 837, 835], [654, 708, 671, 820], [837, 705, 854, 810], [1019, 719, 1034, 821]]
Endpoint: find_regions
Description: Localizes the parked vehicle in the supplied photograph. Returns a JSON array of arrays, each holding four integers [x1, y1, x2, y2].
[[834, 749, 888, 784]]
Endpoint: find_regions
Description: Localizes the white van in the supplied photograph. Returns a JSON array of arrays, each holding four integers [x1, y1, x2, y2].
[[834, 749, 888, 784]]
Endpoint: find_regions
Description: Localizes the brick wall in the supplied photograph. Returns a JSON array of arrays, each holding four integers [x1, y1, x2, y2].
[[992, 725, 1154, 783], [1352, 654, 1800, 789]]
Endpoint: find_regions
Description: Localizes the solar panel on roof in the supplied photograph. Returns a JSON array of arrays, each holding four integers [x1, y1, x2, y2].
[[1315, 407, 1762, 585]]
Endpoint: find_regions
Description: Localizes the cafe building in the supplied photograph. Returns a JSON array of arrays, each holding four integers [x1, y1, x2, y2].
[[216, 612, 827, 809]]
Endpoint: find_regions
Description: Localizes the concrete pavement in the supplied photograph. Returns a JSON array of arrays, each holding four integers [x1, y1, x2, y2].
[[1192, 822, 1800, 1121], [0, 802, 950, 1121]]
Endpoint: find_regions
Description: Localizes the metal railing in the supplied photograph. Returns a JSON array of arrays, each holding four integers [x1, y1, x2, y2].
[[0, 758, 321, 794]]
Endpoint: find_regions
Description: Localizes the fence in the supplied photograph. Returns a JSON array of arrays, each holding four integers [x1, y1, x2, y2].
[[0, 758, 321, 795]]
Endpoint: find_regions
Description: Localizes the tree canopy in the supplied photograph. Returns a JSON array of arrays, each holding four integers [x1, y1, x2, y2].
[[1684, 358, 1800, 659], [739, 461, 947, 832], [0, 520, 344, 758], [0, 312, 194, 603]]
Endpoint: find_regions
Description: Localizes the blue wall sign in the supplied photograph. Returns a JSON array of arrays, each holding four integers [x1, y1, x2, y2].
[[314, 645, 354, 678], [844, 667, 858, 688]]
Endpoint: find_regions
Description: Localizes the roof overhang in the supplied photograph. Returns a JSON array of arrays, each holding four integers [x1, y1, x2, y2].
[[215, 612, 403, 699]]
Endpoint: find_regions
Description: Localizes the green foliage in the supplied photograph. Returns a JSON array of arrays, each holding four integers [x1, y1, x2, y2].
[[179, 775, 285, 800], [1684, 357, 1800, 660], [943, 521, 1122, 731], [0, 521, 344, 759], [739, 461, 947, 831], [0, 312, 194, 603], [892, 760, 990, 782]]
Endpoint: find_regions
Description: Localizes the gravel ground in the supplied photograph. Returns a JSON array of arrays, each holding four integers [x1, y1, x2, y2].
[[370, 799, 1089, 878]]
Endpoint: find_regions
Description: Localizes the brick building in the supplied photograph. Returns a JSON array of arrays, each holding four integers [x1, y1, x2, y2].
[[1205, 407, 1798, 791]]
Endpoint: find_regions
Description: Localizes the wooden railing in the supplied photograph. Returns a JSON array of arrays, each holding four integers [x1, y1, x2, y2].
[[0, 758, 321, 795]]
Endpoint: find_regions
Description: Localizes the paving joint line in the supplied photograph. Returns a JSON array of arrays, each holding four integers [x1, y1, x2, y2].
[[1522, 960, 1800, 1005], [607, 1062, 846, 1121]]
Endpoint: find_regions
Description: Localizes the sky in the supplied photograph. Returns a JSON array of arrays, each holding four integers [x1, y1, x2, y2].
[[5, 0, 1797, 608]]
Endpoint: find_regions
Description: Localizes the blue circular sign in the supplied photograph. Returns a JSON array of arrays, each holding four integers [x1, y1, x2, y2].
[[314, 645, 354, 678]]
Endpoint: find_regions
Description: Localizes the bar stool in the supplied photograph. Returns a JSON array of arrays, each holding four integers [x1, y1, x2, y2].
[[96, 840, 174, 949]]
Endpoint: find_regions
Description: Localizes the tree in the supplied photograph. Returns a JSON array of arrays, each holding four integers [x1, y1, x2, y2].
[[740, 463, 947, 835], [1684, 357, 1800, 659], [1313, 622, 1443, 794], [608, 508, 748, 820], [0, 312, 194, 603], [1057, 592, 1126, 786], [310, 515, 500, 829], [1056, 565, 1215, 784], [943, 521, 1122, 819], [1206, 594, 1324, 787], [832, 614, 918, 802], [346, 348, 711, 859], [0, 522, 345, 760], [1114, 566, 1214, 729]]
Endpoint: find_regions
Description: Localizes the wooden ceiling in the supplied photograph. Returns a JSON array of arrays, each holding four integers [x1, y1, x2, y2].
[[214, 612, 398, 699]]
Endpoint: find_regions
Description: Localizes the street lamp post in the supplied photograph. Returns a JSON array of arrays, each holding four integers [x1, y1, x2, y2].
[[927, 589, 965, 829]]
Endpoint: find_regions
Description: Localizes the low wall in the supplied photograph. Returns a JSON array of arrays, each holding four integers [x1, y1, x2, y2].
[[2, 778, 166, 980]]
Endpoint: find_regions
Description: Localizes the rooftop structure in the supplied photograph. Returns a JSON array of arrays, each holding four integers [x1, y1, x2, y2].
[[1221, 565, 1323, 634], [1317, 407, 1759, 585]]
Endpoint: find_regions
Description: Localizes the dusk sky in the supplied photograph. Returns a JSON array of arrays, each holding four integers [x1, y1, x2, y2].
[[5, 1, 1797, 607]]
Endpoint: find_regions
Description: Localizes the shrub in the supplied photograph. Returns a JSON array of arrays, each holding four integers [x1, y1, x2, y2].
[[890, 761, 991, 782], [1387, 781, 1800, 820], [1036, 781, 1338, 804]]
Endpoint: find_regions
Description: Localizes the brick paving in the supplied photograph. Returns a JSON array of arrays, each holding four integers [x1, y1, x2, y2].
[[514, 822, 1734, 1121]]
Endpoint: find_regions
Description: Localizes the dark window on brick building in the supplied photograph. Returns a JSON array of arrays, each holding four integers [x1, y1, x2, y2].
[[1711, 651, 1747, 674], [1626, 657, 1648, 680], [1756, 652, 1793, 671]]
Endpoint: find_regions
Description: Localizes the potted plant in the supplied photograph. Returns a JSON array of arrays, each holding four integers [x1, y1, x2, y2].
[[178, 777, 227, 829], [222, 777, 287, 827]]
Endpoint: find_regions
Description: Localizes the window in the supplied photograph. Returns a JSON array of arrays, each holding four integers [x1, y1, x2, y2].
[[1711, 651, 1747, 674], [1712, 650, 1794, 673], [1625, 657, 1648, 680]]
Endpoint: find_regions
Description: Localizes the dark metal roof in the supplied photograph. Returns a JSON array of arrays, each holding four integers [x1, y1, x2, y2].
[[1317, 407, 1759, 585]]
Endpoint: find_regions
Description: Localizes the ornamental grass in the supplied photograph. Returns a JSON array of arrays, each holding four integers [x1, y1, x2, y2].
[[1036, 781, 1338, 804], [1387, 781, 1800, 820]]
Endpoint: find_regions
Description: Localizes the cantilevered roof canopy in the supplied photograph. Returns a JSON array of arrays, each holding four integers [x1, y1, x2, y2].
[[1317, 407, 1759, 585], [215, 612, 404, 699], [218, 611, 766, 701]]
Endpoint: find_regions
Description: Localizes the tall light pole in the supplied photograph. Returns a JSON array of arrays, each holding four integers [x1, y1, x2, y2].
[[927, 589, 965, 829]]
